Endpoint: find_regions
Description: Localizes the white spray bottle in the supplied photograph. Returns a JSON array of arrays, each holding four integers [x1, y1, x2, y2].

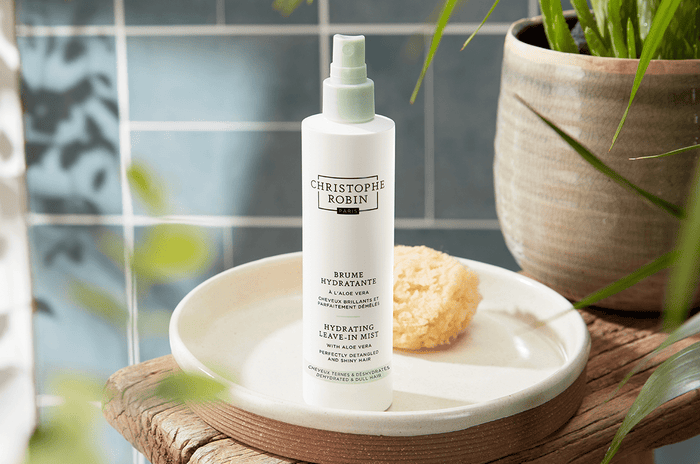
[[301, 34, 395, 411]]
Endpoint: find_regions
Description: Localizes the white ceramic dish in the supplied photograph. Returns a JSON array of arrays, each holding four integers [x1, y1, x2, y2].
[[170, 251, 590, 437]]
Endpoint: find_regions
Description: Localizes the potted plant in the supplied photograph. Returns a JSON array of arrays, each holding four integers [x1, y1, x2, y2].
[[410, 0, 700, 461], [412, 0, 699, 312]]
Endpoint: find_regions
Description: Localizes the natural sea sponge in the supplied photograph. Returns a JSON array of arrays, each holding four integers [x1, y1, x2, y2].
[[393, 245, 481, 350]]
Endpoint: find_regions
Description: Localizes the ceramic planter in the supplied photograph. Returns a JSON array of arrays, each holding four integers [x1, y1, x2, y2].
[[494, 15, 700, 311]]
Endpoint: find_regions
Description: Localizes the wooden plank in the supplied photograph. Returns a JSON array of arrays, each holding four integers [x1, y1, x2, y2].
[[103, 308, 700, 464]]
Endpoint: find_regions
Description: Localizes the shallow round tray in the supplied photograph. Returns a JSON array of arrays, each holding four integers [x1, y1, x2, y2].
[[170, 252, 590, 463]]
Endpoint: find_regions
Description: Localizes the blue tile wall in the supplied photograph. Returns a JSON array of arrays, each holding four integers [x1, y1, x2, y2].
[[328, 0, 528, 23], [16, 0, 114, 26], [364, 35, 425, 218], [225, 0, 318, 24], [232, 227, 302, 265], [433, 35, 504, 219], [127, 35, 320, 122], [395, 229, 517, 270], [29, 225, 128, 391], [17, 35, 122, 215], [136, 225, 225, 362], [131, 130, 302, 216], [123, 0, 218, 26], [15, 1, 697, 463]]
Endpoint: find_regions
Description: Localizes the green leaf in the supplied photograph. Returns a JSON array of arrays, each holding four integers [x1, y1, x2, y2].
[[272, 0, 313, 17], [410, 0, 462, 104], [540, 0, 578, 53], [610, 0, 685, 149], [460, 0, 501, 51], [664, 161, 700, 331], [590, 0, 609, 39], [68, 280, 127, 328], [626, 17, 637, 58], [601, 341, 700, 464], [583, 25, 611, 57], [96, 229, 127, 270], [516, 95, 683, 220], [629, 144, 700, 160], [127, 161, 168, 215], [138, 308, 172, 336], [572, 252, 674, 310], [607, 0, 629, 57], [569, 0, 598, 34], [610, 311, 700, 398], [133, 224, 214, 283], [155, 371, 226, 403], [571, 0, 609, 55], [636, 0, 661, 41], [26, 375, 105, 464]]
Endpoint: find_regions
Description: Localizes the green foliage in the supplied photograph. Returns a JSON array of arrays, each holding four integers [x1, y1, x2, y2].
[[540, 0, 579, 53], [68, 281, 127, 329], [25, 376, 104, 464], [571, 252, 674, 309], [30, 161, 218, 460], [609, 0, 687, 148], [127, 161, 168, 216], [609, 311, 700, 398], [410, 0, 463, 105], [515, 96, 684, 220], [664, 157, 700, 331], [543, 0, 697, 59], [601, 341, 700, 464], [154, 371, 226, 403], [518, 96, 700, 463], [133, 224, 214, 284], [272, 0, 314, 17]]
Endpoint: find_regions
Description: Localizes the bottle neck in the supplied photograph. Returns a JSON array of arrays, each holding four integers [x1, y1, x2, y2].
[[322, 77, 375, 124]]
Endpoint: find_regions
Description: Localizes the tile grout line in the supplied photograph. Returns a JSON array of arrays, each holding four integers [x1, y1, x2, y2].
[[528, 0, 540, 19], [423, 34, 436, 221], [223, 225, 234, 269], [15, 22, 512, 38], [129, 121, 301, 131], [25, 212, 501, 230], [216, 0, 226, 25], [318, 0, 330, 111], [113, 0, 140, 376]]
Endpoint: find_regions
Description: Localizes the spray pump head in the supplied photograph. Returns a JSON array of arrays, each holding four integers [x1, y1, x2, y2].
[[323, 34, 375, 123]]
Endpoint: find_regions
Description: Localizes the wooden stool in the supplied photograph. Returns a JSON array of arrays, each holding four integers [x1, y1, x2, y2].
[[103, 308, 700, 463]]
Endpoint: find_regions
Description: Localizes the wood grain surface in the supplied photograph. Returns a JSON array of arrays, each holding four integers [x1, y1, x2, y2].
[[103, 308, 700, 464]]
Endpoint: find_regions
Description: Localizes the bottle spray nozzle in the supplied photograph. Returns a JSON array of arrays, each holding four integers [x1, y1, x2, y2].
[[330, 35, 367, 85], [323, 34, 375, 123]]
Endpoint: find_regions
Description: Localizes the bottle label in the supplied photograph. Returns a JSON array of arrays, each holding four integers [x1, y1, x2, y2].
[[311, 175, 386, 213], [303, 170, 393, 388], [304, 361, 391, 384]]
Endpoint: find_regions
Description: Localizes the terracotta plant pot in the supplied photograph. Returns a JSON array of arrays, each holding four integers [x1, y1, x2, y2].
[[494, 15, 700, 311]]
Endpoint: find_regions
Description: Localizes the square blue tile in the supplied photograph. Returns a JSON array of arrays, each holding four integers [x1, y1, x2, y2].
[[232, 227, 301, 266], [131, 130, 301, 217], [433, 35, 504, 219], [395, 228, 518, 270], [15, 0, 114, 26], [364, 35, 425, 218], [328, 0, 528, 24], [28, 225, 128, 394], [127, 35, 319, 121], [225, 0, 318, 24], [135, 225, 224, 362], [656, 435, 700, 464], [124, 0, 218, 25], [18, 35, 122, 215], [328, 0, 440, 24]]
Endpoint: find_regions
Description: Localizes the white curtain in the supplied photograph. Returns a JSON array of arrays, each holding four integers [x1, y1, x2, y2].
[[0, 0, 36, 462]]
